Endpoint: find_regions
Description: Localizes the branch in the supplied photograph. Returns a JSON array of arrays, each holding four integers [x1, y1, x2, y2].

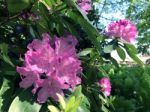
[[0, 1, 35, 25], [0, 13, 21, 25], [99, 0, 107, 18]]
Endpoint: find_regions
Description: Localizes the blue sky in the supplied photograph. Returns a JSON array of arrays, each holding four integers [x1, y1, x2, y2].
[[94, 0, 129, 27]]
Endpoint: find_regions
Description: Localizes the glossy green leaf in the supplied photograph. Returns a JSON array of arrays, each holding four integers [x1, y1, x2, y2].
[[71, 97, 83, 112], [65, 96, 75, 112], [32, 2, 50, 34], [116, 47, 126, 60], [104, 45, 114, 53], [0, 43, 8, 54], [101, 105, 110, 112], [7, 0, 30, 13], [124, 43, 144, 66], [56, 93, 66, 110], [48, 105, 59, 112], [77, 95, 90, 112], [43, 0, 53, 7], [124, 43, 137, 54], [8, 89, 41, 112], [28, 25, 37, 38], [0, 77, 14, 112], [77, 106, 90, 112], [0, 43, 14, 67], [78, 48, 93, 57], [60, 17, 78, 37], [1, 55, 14, 67], [66, 10, 102, 50], [72, 86, 82, 98], [55, 16, 66, 36], [0, 62, 16, 76], [110, 57, 119, 68]]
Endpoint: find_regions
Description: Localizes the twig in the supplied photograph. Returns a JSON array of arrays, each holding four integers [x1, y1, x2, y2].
[[0, 1, 35, 25], [99, 0, 107, 18], [0, 13, 21, 25]]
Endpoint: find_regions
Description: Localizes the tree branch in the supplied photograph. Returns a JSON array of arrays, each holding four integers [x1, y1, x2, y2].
[[0, 13, 21, 25]]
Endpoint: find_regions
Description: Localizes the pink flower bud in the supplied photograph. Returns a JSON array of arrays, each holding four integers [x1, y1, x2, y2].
[[99, 77, 111, 96]]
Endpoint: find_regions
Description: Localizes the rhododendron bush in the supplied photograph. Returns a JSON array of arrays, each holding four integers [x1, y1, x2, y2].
[[0, 0, 150, 112]]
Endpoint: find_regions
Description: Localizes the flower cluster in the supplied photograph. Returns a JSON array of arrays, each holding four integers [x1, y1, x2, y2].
[[106, 19, 137, 43], [17, 33, 82, 103], [77, 0, 92, 14], [99, 77, 111, 96]]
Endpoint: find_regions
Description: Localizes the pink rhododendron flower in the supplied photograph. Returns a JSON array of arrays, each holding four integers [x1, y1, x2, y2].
[[99, 77, 111, 96], [106, 19, 138, 43], [77, 0, 92, 14], [17, 33, 82, 103]]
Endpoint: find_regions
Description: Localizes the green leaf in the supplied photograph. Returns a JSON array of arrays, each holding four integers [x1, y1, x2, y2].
[[124, 43, 137, 54], [110, 57, 119, 68], [54, 16, 66, 36], [48, 105, 60, 112], [72, 86, 82, 98], [0, 62, 16, 76], [78, 48, 93, 57], [8, 89, 41, 112], [43, 0, 53, 7], [1, 55, 14, 67], [7, 0, 30, 13], [0, 43, 8, 54], [124, 43, 144, 66], [28, 25, 37, 38], [32, 2, 50, 34], [65, 96, 75, 112], [0, 77, 14, 112], [71, 97, 83, 112], [116, 47, 126, 60], [66, 10, 102, 50], [104, 45, 114, 53], [77, 106, 90, 112], [56, 93, 66, 110], [101, 105, 110, 112], [0, 43, 14, 67], [99, 95, 107, 104], [77, 95, 90, 112], [60, 17, 78, 37]]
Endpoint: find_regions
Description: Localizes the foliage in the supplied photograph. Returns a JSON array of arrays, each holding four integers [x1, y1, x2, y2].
[[107, 65, 150, 112], [126, 0, 150, 55], [48, 86, 84, 112]]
